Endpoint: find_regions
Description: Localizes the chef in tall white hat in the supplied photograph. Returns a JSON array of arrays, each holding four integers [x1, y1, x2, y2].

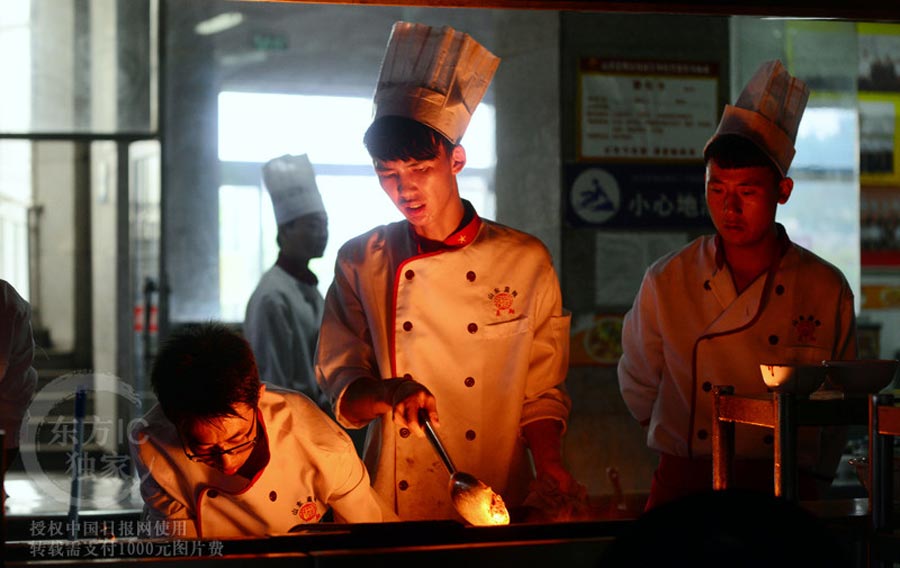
[[245, 154, 330, 408], [618, 60, 857, 509], [703, 59, 809, 177], [316, 21, 585, 522]]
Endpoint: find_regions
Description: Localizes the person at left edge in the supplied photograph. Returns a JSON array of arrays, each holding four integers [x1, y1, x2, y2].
[[0, 280, 38, 475], [129, 322, 397, 539], [245, 154, 330, 409]]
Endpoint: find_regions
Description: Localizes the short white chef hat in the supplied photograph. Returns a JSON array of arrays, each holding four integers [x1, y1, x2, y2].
[[262, 154, 325, 226], [371, 21, 500, 145], [704, 60, 809, 176]]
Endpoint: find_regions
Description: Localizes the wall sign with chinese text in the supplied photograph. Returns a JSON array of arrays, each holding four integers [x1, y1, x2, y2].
[[578, 59, 719, 162], [565, 163, 711, 229]]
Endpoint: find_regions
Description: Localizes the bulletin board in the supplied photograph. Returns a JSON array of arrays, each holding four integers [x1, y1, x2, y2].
[[577, 59, 719, 163]]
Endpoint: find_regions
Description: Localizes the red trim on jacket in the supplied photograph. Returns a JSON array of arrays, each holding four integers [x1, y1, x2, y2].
[[388, 201, 482, 377], [687, 226, 790, 457], [194, 407, 270, 538]]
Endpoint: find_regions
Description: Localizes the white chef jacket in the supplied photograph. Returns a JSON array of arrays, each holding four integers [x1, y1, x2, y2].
[[316, 208, 572, 521], [245, 265, 327, 407], [618, 226, 857, 466], [130, 386, 397, 538], [0, 280, 38, 450]]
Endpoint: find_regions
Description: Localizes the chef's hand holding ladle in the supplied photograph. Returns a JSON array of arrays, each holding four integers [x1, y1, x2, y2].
[[383, 378, 510, 525], [387, 377, 439, 438]]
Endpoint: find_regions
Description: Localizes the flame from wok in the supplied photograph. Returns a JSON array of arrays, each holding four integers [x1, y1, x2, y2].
[[451, 478, 510, 526]]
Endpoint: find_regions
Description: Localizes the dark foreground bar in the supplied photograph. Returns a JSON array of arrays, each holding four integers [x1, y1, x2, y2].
[[7, 518, 632, 567]]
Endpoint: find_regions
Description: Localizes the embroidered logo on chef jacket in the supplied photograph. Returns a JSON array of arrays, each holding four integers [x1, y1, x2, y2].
[[793, 314, 821, 343], [488, 286, 518, 316], [292, 496, 321, 522]]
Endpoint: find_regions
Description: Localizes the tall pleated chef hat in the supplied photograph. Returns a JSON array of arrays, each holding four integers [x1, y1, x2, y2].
[[371, 21, 500, 145], [262, 154, 325, 226], [703, 60, 809, 176]]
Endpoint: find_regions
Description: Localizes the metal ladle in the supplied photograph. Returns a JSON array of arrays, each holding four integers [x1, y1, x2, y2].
[[417, 409, 510, 526]]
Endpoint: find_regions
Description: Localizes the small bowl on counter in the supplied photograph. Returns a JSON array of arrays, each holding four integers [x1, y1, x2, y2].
[[759, 363, 828, 395], [822, 359, 900, 396]]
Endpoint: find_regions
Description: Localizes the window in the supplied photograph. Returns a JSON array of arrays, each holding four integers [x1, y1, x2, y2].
[[0, 2, 32, 296], [0, 141, 31, 297], [217, 92, 496, 321], [779, 104, 860, 308]]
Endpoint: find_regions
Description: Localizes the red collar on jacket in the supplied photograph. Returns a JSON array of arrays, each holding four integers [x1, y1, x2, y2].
[[411, 199, 482, 254]]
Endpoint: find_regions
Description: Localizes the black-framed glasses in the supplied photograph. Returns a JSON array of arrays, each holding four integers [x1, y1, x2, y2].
[[181, 409, 259, 464]]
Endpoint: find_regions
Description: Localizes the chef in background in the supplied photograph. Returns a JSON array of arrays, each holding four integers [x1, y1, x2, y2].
[[316, 21, 585, 522], [0, 280, 38, 475], [130, 322, 397, 539], [618, 60, 857, 510], [245, 154, 329, 409]]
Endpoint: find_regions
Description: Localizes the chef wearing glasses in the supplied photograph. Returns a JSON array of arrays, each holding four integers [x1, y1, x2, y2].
[[129, 322, 397, 539]]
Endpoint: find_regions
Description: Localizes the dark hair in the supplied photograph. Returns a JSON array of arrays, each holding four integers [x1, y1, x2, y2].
[[150, 322, 261, 427], [363, 116, 455, 162], [705, 134, 782, 178]]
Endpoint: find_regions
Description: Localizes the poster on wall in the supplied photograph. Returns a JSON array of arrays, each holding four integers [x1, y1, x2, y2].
[[785, 21, 858, 92], [860, 99, 895, 177], [570, 312, 625, 367], [861, 284, 900, 309], [859, 24, 900, 93], [593, 231, 689, 307], [861, 185, 900, 267], [858, 24, 900, 186], [859, 92, 900, 185], [577, 59, 719, 162]]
